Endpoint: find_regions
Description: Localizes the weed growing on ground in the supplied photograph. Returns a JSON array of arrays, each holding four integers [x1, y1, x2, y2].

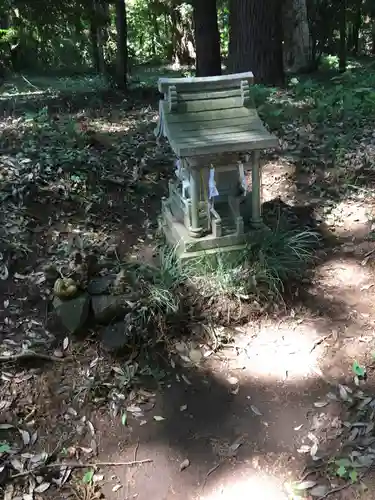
[[128, 226, 321, 326]]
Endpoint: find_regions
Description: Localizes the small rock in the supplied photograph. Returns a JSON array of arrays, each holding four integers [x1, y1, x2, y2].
[[91, 294, 131, 324], [53, 293, 90, 334], [87, 275, 116, 295], [101, 323, 130, 351]]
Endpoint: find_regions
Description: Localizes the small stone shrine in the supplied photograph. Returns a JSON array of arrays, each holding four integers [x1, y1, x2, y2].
[[154, 71, 278, 259]]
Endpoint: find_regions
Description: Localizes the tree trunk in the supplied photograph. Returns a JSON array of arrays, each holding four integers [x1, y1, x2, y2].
[[228, 0, 284, 85], [170, 5, 194, 67], [89, 0, 105, 74], [283, 0, 311, 72], [115, 0, 128, 89], [192, 0, 221, 77], [339, 0, 347, 72], [351, 0, 362, 55]]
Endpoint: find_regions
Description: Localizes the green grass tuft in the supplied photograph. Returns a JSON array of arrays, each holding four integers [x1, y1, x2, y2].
[[186, 227, 320, 301]]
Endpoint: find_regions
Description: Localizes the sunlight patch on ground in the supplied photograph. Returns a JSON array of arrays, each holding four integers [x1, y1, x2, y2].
[[208, 320, 323, 383], [261, 160, 295, 202], [325, 200, 370, 238], [201, 468, 289, 500], [317, 258, 372, 289]]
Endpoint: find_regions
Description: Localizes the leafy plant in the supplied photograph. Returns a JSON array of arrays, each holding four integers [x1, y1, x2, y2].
[[82, 469, 94, 485], [187, 227, 319, 301]]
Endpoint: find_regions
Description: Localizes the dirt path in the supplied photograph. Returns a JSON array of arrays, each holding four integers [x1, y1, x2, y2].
[[2, 75, 375, 500], [92, 163, 375, 500]]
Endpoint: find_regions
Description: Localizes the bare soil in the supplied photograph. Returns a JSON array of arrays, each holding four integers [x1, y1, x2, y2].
[[2, 83, 375, 500]]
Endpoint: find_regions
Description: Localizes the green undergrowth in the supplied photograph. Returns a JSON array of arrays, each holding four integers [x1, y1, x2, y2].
[[129, 226, 321, 336], [252, 61, 375, 134], [185, 227, 320, 301]]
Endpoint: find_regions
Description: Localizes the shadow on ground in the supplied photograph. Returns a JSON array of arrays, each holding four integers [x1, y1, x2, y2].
[[2, 73, 375, 500]]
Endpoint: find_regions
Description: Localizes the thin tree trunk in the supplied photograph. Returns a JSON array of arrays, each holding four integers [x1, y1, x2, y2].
[[339, 0, 347, 72], [283, 0, 312, 72], [89, 0, 105, 74], [192, 0, 221, 76], [352, 0, 362, 54], [228, 0, 284, 85], [115, 0, 128, 89]]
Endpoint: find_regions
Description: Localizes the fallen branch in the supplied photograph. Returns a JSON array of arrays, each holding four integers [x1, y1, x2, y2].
[[10, 459, 153, 480], [309, 333, 333, 353], [317, 482, 352, 500], [0, 351, 65, 363]]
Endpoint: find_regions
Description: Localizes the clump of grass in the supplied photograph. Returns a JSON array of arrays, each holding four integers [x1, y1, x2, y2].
[[120, 227, 319, 339], [187, 227, 320, 301], [146, 244, 189, 315], [120, 245, 189, 334]]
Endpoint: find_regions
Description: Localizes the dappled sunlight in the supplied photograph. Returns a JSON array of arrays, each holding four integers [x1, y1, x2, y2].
[[325, 199, 371, 238], [261, 160, 296, 202], [206, 320, 323, 383], [201, 466, 289, 500], [317, 257, 372, 289]]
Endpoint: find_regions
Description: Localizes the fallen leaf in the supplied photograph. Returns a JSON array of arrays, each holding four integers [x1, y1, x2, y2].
[[250, 405, 262, 416], [87, 420, 95, 436], [310, 442, 318, 458], [19, 429, 30, 445], [338, 384, 349, 401], [314, 401, 329, 408], [127, 405, 142, 414], [34, 482, 51, 493], [180, 458, 190, 471], [297, 445, 311, 454], [294, 480, 317, 491], [112, 484, 122, 492], [0, 424, 14, 430], [10, 458, 23, 472], [181, 374, 192, 385], [112, 366, 124, 375], [63, 337, 69, 351], [31, 431, 38, 445], [294, 424, 303, 431], [180, 404, 187, 412], [153, 416, 165, 422]]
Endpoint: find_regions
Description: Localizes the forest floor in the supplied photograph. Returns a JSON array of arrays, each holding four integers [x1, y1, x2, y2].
[[2, 62, 375, 500]]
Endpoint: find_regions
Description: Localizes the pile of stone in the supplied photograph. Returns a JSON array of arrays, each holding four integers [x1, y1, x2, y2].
[[52, 273, 138, 351]]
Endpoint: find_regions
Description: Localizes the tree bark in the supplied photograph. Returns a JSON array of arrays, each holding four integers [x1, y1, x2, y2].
[[338, 0, 347, 72], [89, 0, 105, 74], [115, 0, 128, 89], [192, 0, 221, 77], [351, 0, 362, 55], [283, 0, 311, 72], [228, 0, 284, 85]]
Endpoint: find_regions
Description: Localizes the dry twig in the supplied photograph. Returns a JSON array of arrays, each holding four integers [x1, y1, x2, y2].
[[317, 482, 352, 500], [10, 459, 153, 479], [0, 351, 65, 363]]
